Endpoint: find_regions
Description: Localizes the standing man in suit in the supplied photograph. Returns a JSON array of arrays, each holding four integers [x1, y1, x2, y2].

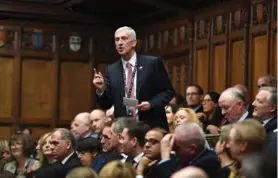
[[93, 26, 174, 130]]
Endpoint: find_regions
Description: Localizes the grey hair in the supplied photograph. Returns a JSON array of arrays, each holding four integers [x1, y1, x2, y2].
[[259, 75, 277, 86], [223, 87, 246, 105], [112, 117, 134, 134], [55, 128, 76, 150], [259, 86, 277, 105], [175, 123, 206, 151], [115, 26, 136, 40]]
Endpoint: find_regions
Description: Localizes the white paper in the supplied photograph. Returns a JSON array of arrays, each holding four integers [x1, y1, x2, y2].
[[123, 97, 138, 107]]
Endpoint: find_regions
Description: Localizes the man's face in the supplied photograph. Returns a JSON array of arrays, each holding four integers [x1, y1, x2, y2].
[[50, 131, 70, 159], [100, 127, 119, 152], [115, 30, 137, 57], [119, 128, 135, 155], [186, 86, 202, 106], [90, 113, 106, 133], [257, 77, 269, 89], [71, 118, 90, 138], [219, 94, 243, 123], [78, 151, 96, 167], [173, 136, 195, 163], [252, 90, 276, 120], [143, 130, 163, 160]]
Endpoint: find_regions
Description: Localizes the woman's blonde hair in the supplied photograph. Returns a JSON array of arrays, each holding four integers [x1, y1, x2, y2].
[[0, 140, 9, 153], [99, 161, 136, 178], [219, 124, 233, 143], [175, 108, 203, 128], [37, 132, 52, 167], [66, 167, 98, 178]]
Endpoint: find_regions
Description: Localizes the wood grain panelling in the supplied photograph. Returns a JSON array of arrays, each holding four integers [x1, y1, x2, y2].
[[31, 127, 52, 141], [212, 45, 226, 93], [196, 49, 209, 94], [252, 35, 268, 98], [97, 63, 107, 76], [230, 41, 244, 86], [0, 58, 13, 118], [0, 126, 12, 139], [272, 33, 277, 75], [21, 60, 53, 120], [59, 62, 91, 120]]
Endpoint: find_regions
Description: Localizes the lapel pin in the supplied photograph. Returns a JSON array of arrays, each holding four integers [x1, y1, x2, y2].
[[139, 66, 143, 69]]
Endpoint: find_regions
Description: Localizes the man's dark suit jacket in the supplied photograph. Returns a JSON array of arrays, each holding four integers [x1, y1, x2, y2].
[[264, 116, 277, 135], [155, 149, 220, 178], [97, 55, 174, 130], [33, 153, 81, 178], [91, 151, 119, 173]]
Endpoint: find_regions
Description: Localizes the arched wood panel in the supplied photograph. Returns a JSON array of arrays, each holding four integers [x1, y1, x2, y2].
[[251, 35, 268, 98], [0, 58, 13, 118], [59, 62, 91, 120], [212, 44, 227, 93], [230, 40, 244, 86], [21, 59, 53, 120], [196, 49, 209, 93]]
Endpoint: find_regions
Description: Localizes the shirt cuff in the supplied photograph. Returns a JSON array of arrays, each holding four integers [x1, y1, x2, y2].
[[158, 159, 170, 165]]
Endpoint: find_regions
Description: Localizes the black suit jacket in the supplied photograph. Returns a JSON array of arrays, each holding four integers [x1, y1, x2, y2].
[[34, 153, 81, 178], [155, 149, 220, 178], [97, 55, 174, 130], [264, 116, 277, 135], [91, 151, 119, 173]]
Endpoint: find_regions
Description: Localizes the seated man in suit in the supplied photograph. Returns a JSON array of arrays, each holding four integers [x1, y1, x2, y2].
[[136, 128, 168, 178], [119, 121, 150, 168], [71, 112, 96, 140], [93, 26, 174, 131], [34, 128, 81, 178], [156, 123, 220, 178], [219, 87, 252, 124], [257, 75, 277, 89]]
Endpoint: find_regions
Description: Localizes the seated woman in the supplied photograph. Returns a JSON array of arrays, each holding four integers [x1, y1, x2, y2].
[[164, 104, 178, 133], [216, 125, 237, 178], [76, 137, 101, 167], [174, 108, 202, 128], [0, 140, 14, 171], [201, 92, 224, 134], [4, 133, 38, 178]]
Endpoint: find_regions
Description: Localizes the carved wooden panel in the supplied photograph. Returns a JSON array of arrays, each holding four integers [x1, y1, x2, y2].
[[163, 30, 169, 47], [31, 127, 52, 141], [273, 33, 277, 75], [213, 45, 226, 93], [230, 41, 244, 86], [0, 126, 12, 139], [252, 35, 268, 98], [157, 32, 162, 50], [196, 49, 209, 93], [213, 15, 227, 36], [149, 34, 154, 50], [179, 25, 187, 44], [273, 0, 277, 21], [59, 62, 91, 120], [251, 3, 268, 25], [231, 10, 245, 31], [60, 32, 88, 55], [168, 29, 174, 47], [144, 37, 148, 52], [21, 30, 53, 51], [195, 19, 210, 40], [0, 28, 15, 50], [173, 28, 178, 46], [21, 60, 53, 119], [167, 64, 173, 81], [0, 58, 13, 117], [175, 65, 181, 93]]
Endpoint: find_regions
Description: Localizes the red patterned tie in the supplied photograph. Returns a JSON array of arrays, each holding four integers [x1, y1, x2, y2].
[[126, 62, 136, 119]]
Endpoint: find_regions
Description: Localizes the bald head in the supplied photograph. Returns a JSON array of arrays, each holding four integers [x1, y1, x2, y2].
[[71, 112, 91, 138], [90, 109, 107, 133], [171, 166, 208, 178], [258, 75, 277, 89], [234, 84, 249, 102]]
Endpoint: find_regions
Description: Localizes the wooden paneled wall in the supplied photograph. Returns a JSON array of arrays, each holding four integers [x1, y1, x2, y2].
[[0, 22, 99, 140], [138, 0, 277, 101]]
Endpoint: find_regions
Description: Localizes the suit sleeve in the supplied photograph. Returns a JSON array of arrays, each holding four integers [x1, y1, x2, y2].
[[96, 67, 113, 110], [149, 57, 174, 109]]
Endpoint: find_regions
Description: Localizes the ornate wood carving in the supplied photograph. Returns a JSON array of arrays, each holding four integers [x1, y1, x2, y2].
[[0, 28, 15, 50], [196, 19, 210, 40], [213, 15, 227, 35], [252, 3, 268, 25], [175, 65, 181, 92], [231, 10, 245, 31], [163, 30, 169, 47], [21, 29, 53, 51]]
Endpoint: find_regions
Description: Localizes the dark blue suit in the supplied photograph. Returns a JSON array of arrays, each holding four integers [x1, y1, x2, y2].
[[97, 55, 174, 130]]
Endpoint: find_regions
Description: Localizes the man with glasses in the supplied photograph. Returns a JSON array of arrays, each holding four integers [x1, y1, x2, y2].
[[136, 128, 168, 178], [185, 84, 204, 115]]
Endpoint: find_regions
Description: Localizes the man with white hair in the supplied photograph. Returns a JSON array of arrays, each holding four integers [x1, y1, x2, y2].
[[171, 166, 208, 178], [71, 112, 94, 139], [155, 123, 220, 178], [93, 26, 174, 130], [219, 87, 251, 123]]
